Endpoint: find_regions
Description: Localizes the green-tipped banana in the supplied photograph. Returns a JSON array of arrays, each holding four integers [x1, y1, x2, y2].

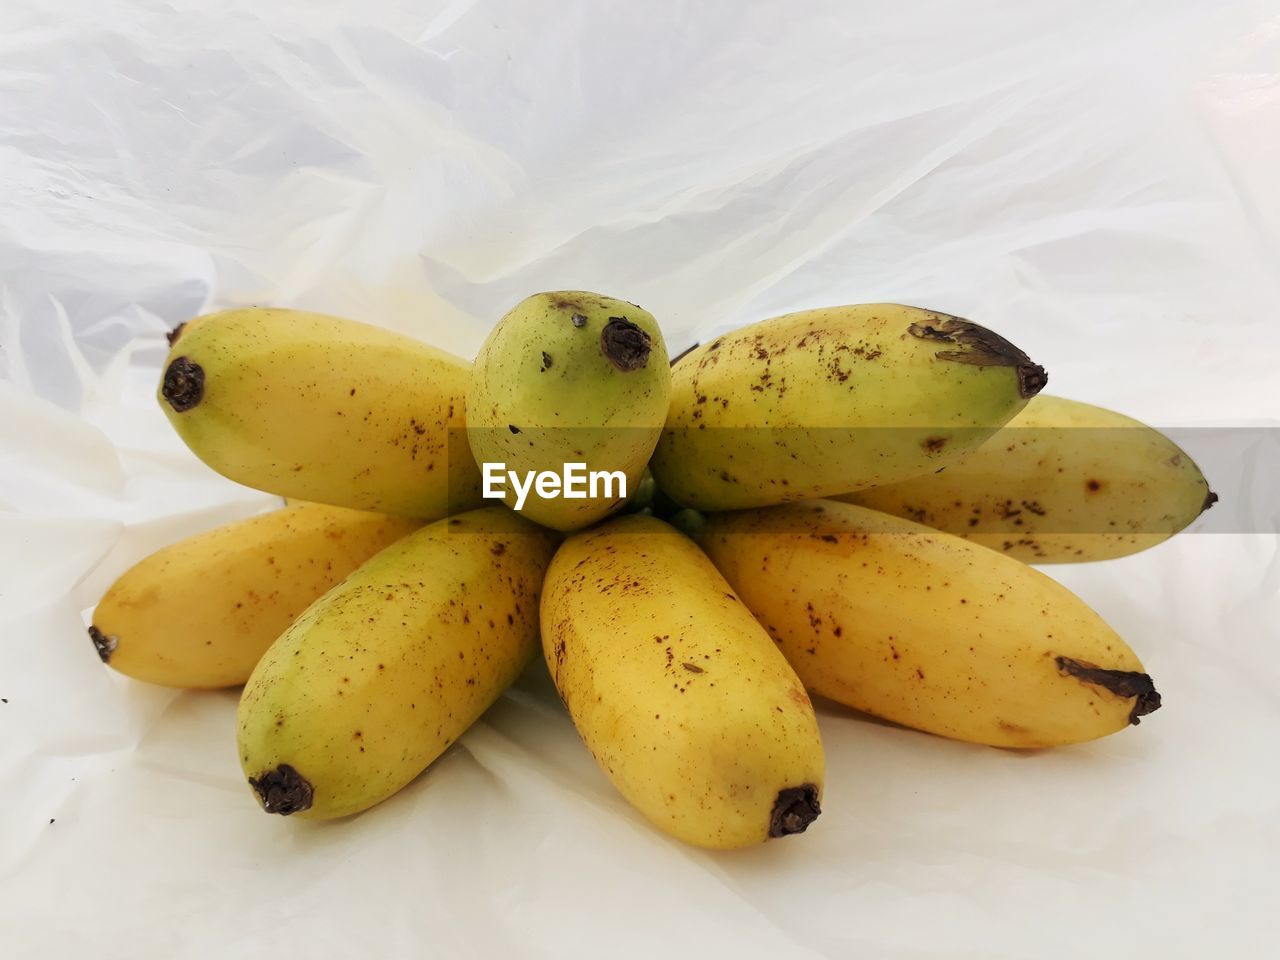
[[467, 292, 670, 531], [842, 395, 1216, 562], [159, 308, 482, 517], [236, 508, 558, 820], [650, 304, 1046, 510]]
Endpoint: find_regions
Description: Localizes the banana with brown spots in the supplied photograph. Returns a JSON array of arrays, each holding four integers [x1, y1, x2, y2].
[[699, 500, 1161, 748], [236, 507, 557, 819], [841, 395, 1215, 563], [89, 502, 420, 688], [650, 303, 1046, 510], [467, 291, 671, 531], [541, 515, 824, 848], [159, 308, 482, 517]]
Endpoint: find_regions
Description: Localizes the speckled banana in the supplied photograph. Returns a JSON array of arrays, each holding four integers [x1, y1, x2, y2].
[[699, 500, 1161, 748], [89, 503, 420, 688], [159, 308, 482, 517], [236, 508, 557, 820], [842, 395, 1216, 563], [541, 515, 824, 849], [650, 304, 1046, 510], [467, 291, 670, 531]]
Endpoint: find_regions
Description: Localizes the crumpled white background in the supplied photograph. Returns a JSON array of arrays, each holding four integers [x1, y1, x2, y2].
[[2, 1, 1279, 956]]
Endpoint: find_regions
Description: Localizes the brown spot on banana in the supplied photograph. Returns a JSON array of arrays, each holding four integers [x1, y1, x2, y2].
[[922, 436, 948, 454], [550, 292, 612, 314]]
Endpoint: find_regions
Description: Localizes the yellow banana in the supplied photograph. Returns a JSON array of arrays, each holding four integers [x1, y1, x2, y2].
[[842, 395, 1216, 562], [468, 292, 671, 531], [699, 500, 1161, 748], [158, 308, 482, 517], [541, 515, 824, 849], [237, 508, 557, 819], [89, 503, 419, 688], [650, 304, 1047, 510]]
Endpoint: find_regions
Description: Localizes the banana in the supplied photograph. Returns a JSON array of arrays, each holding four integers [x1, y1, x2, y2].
[[89, 503, 419, 688], [841, 395, 1216, 563], [158, 308, 482, 517], [237, 507, 557, 819], [467, 291, 671, 531], [649, 304, 1046, 510], [699, 500, 1161, 748], [541, 515, 824, 848]]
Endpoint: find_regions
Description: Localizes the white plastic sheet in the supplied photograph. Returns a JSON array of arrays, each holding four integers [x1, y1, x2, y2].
[[2, 1, 1278, 956]]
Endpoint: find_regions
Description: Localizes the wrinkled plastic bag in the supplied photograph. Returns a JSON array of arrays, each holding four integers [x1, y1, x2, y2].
[[2, 2, 1278, 957]]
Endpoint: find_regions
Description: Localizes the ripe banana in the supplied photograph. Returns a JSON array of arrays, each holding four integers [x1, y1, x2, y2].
[[541, 515, 825, 848], [699, 500, 1161, 748], [89, 503, 419, 688], [842, 395, 1216, 562], [158, 308, 483, 517], [237, 507, 558, 819], [468, 292, 671, 531], [649, 304, 1046, 510]]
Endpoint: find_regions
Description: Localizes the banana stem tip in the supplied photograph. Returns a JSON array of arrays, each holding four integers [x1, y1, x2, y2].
[[161, 357, 205, 412], [248, 764, 314, 815], [1056, 656, 1162, 725], [1017, 362, 1048, 398], [769, 784, 821, 838], [88, 626, 116, 663], [600, 318, 652, 372]]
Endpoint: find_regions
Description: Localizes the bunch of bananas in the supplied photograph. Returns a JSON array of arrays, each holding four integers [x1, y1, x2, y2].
[[89, 293, 1213, 848]]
